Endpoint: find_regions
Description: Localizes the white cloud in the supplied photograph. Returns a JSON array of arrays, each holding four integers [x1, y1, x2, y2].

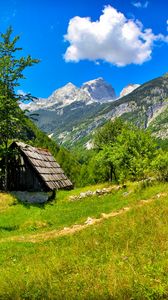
[[64, 5, 167, 66], [132, 1, 149, 8]]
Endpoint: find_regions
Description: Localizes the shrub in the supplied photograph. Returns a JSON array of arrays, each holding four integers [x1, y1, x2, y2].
[[152, 151, 168, 181]]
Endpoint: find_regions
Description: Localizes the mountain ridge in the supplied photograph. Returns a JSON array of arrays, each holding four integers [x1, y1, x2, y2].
[[21, 77, 117, 112], [23, 73, 168, 148]]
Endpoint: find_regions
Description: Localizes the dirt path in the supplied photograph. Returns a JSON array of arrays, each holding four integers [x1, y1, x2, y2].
[[1, 192, 167, 244]]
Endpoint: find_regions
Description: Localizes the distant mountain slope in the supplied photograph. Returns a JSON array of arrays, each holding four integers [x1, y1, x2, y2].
[[82, 77, 116, 102], [21, 78, 117, 145], [148, 103, 168, 139], [24, 74, 168, 148], [119, 84, 140, 98], [105, 74, 168, 129]]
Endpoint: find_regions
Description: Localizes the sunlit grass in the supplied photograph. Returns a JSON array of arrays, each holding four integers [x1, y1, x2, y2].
[[0, 192, 16, 212], [0, 185, 168, 299], [0, 181, 168, 240]]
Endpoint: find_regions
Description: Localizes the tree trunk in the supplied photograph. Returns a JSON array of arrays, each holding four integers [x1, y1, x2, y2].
[[113, 167, 117, 181], [4, 141, 8, 191], [109, 164, 117, 182], [109, 165, 113, 182]]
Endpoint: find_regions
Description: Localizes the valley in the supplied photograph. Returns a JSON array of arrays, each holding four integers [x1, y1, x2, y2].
[[22, 73, 168, 149]]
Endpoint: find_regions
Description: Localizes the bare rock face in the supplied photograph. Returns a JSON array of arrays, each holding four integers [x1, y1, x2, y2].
[[21, 78, 116, 112], [48, 82, 92, 106], [120, 84, 140, 98], [82, 77, 116, 102]]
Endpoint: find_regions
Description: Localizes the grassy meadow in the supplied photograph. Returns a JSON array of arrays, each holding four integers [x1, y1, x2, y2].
[[0, 181, 168, 299]]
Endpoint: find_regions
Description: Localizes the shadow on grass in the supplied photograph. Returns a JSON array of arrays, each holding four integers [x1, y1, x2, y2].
[[0, 225, 19, 231]]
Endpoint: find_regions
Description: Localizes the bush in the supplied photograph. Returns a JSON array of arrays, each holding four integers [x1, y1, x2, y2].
[[152, 151, 168, 181]]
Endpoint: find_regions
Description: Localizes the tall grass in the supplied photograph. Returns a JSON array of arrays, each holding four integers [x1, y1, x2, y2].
[[0, 182, 168, 299]]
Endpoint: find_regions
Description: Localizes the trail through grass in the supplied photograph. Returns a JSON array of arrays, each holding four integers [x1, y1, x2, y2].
[[0, 181, 167, 240], [1, 181, 168, 299], [1, 190, 167, 243]]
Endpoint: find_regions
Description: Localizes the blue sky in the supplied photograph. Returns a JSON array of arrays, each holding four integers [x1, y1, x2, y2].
[[0, 0, 168, 97]]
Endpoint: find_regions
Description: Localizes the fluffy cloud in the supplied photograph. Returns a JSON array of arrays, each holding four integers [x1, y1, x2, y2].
[[64, 5, 167, 66], [132, 1, 149, 8]]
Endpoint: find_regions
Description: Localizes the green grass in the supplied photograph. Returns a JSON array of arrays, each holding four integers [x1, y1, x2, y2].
[[0, 182, 167, 239], [0, 181, 168, 299]]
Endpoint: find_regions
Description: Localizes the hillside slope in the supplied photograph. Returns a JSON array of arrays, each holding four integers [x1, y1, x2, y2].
[[72, 73, 168, 148], [0, 182, 168, 299], [24, 73, 168, 148], [148, 102, 168, 139]]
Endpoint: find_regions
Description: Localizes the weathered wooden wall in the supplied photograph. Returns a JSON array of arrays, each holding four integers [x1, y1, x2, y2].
[[7, 154, 45, 192]]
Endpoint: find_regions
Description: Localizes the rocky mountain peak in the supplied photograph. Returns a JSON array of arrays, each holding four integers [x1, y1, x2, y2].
[[47, 82, 79, 106], [49, 82, 77, 97], [82, 77, 116, 101], [21, 77, 117, 112], [83, 77, 104, 85], [61, 82, 77, 90]]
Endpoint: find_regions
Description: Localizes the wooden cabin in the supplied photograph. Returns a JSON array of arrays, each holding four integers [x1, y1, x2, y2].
[[0, 141, 73, 192]]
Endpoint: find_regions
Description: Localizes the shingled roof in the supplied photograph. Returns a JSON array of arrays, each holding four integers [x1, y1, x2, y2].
[[11, 141, 73, 190]]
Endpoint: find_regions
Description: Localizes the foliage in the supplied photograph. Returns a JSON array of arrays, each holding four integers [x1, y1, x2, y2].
[[76, 117, 168, 186], [114, 127, 156, 181], [92, 119, 126, 182], [78, 156, 109, 187], [0, 27, 39, 189], [0, 27, 80, 188], [0, 26, 39, 148], [56, 147, 81, 185], [152, 150, 168, 182], [90, 119, 157, 183], [24, 117, 60, 154], [94, 117, 126, 150], [156, 138, 168, 150]]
